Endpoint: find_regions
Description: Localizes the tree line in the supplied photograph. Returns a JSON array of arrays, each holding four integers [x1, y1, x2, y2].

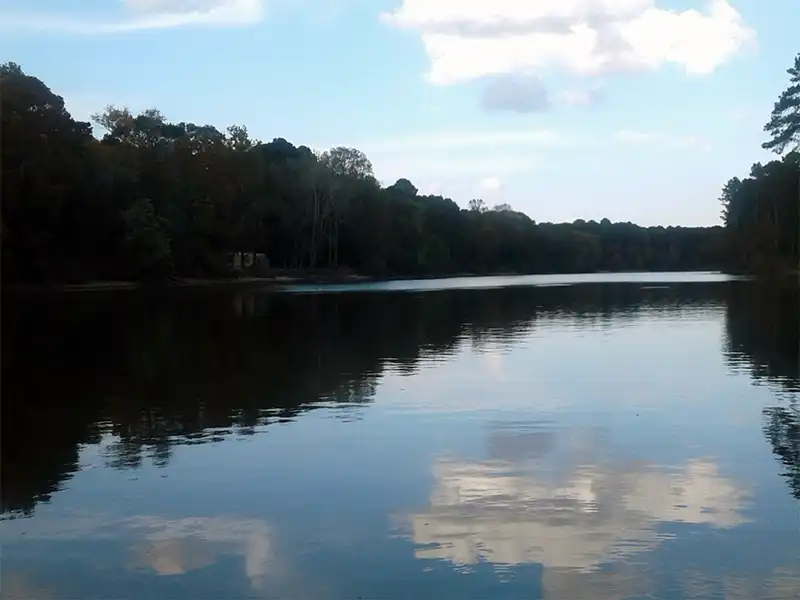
[[1, 55, 797, 284], [0, 62, 720, 284], [721, 53, 800, 274]]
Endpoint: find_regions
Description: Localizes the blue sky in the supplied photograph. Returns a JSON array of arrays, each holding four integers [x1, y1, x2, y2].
[[1, 0, 797, 226]]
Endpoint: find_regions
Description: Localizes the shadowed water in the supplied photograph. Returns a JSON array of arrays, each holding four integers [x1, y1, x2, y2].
[[2, 273, 798, 600]]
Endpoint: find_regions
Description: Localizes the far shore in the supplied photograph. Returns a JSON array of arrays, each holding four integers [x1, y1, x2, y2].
[[3, 267, 778, 294], [3, 271, 491, 293], [3, 274, 363, 293]]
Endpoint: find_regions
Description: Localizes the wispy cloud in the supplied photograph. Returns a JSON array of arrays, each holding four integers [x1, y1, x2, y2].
[[311, 126, 708, 186], [612, 129, 709, 150], [726, 108, 756, 125], [354, 128, 580, 154], [0, 0, 265, 34], [371, 152, 546, 181], [558, 87, 604, 108]]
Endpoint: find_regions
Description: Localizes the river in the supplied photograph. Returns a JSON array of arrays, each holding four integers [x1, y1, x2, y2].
[[1, 272, 798, 599]]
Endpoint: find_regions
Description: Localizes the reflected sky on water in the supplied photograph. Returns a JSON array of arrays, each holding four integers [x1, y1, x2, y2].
[[2, 273, 798, 600]]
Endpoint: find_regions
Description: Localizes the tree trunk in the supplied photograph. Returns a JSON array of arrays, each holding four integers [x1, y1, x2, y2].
[[309, 187, 319, 269], [771, 196, 779, 257], [333, 216, 339, 268], [327, 221, 333, 267]]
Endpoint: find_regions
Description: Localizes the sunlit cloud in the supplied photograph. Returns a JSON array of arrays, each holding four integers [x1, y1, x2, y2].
[[381, 0, 756, 85]]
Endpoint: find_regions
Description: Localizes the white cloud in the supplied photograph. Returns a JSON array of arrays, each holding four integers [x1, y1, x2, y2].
[[479, 177, 503, 192], [125, 0, 227, 12], [0, 0, 265, 33], [381, 0, 755, 85], [476, 177, 505, 205], [369, 157, 538, 208]]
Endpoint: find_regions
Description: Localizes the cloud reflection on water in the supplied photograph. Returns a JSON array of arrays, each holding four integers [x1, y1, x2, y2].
[[124, 516, 274, 590], [406, 424, 752, 591], [0, 514, 276, 594]]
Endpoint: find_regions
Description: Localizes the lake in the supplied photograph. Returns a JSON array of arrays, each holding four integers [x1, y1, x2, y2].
[[2, 272, 798, 600]]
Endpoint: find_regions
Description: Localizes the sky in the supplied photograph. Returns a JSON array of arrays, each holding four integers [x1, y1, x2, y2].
[[1, 0, 798, 226]]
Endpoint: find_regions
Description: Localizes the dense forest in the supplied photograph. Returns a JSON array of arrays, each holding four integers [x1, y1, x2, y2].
[[0, 54, 797, 284], [721, 52, 800, 274]]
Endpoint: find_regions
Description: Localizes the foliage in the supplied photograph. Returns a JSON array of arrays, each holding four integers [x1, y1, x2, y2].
[[720, 153, 799, 272], [763, 53, 800, 155], [0, 62, 769, 284], [721, 51, 800, 273]]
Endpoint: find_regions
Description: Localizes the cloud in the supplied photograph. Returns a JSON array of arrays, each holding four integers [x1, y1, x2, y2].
[[357, 128, 579, 154], [316, 124, 707, 207], [381, 0, 755, 85], [612, 129, 708, 149], [0, 0, 265, 34], [475, 177, 506, 206], [343, 126, 702, 178], [373, 153, 545, 181], [332, 127, 566, 187], [479, 177, 503, 192], [481, 74, 551, 113], [558, 86, 605, 107]]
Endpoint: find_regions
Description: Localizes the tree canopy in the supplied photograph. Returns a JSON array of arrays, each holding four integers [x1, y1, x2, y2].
[[0, 61, 795, 284], [721, 51, 800, 274], [763, 53, 800, 155]]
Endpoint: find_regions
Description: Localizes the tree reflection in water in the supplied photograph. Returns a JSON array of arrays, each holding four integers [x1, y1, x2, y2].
[[2, 278, 799, 519]]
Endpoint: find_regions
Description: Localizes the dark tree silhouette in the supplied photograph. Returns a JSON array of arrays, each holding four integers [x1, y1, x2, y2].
[[2, 63, 733, 285], [722, 51, 800, 274]]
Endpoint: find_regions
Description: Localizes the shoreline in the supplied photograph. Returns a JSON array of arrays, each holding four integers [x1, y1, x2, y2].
[[2, 275, 358, 293], [2, 271, 488, 293], [1, 268, 754, 294]]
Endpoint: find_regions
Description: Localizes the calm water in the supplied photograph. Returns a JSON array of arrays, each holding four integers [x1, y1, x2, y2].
[[2, 273, 799, 600]]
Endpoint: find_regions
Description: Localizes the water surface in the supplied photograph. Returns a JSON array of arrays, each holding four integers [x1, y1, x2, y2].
[[2, 273, 798, 600]]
